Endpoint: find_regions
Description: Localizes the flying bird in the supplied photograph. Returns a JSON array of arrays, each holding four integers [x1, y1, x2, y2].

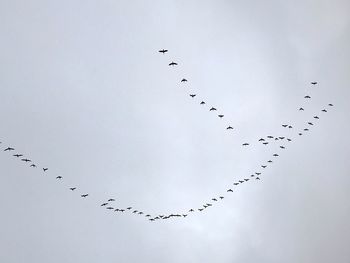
[[314, 116, 319, 119], [288, 125, 293, 129], [212, 198, 217, 201], [234, 183, 239, 185], [282, 124, 288, 128], [280, 146, 285, 149], [263, 142, 269, 145], [242, 143, 249, 146], [101, 203, 108, 206], [255, 172, 261, 175], [209, 107, 217, 111], [287, 138, 292, 142], [30, 164, 36, 168], [218, 114, 224, 118], [267, 136, 274, 139], [81, 194, 89, 198], [189, 94, 196, 98], [322, 109, 327, 112], [181, 78, 187, 82], [200, 101, 205, 105], [106, 207, 114, 210], [227, 189, 233, 192], [239, 180, 244, 183], [328, 103, 333, 106], [304, 128, 309, 131], [4, 147, 14, 151], [56, 176, 62, 179], [189, 209, 194, 212], [108, 199, 115, 202], [299, 133, 303, 136], [226, 126, 233, 130], [21, 158, 31, 162], [308, 122, 313, 125], [299, 107, 304, 111], [158, 49, 168, 54], [261, 165, 267, 168], [273, 154, 279, 157], [256, 177, 260, 180], [169, 61, 178, 66], [311, 82, 317, 85], [219, 196, 224, 199], [13, 154, 23, 157], [43, 168, 48, 172], [69, 187, 76, 191], [304, 95, 311, 99], [267, 160, 273, 163]]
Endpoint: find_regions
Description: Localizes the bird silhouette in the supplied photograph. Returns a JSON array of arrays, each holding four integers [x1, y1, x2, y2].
[[13, 154, 23, 157], [183, 214, 188, 217], [304, 95, 311, 99], [268, 160, 273, 163], [259, 138, 265, 141], [267, 136, 274, 139], [239, 180, 244, 183], [69, 187, 76, 191], [158, 49, 168, 54], [189, 209, 194, 212], [256, 177, 260, 180], [30, 164, 36, 168], [299, 133, 303, 136], [328, 103, 333, 106], [234, 183, 239, 185], [287, 138, 292, 142], [218, 114, 224, 118], [43, 168, 48, 172], [314, 116, 319, 119], [273, 154, 279, 157], [227, 189, 233, 192], [181, 78, 187, 82], [21, 158, 31, 162], [263, 142, 269, 145], [288, 125, 293, 129], [282, 124, 288, 127], [242, 143, 249, 146], [311, 82, 317, 85], [200, 101, 205, 105], [280, 146, 285, 149], [169, 62, 177, 66], [4, 147, 14, 151], [101, 203, 108, 206], [56, 176, 62, 179], [108, 199, 115, 202], [255, 172, 261, 175], [212, 198, 217, 201], [189, 94, 196, 98], [106, 207, 114, 210], [244, 179, 249, 182], [322, 109, 327, 112], [81, 194, 89, 198], [261, 165, 267, 168], [219, 196, 224, 199], [299, 107, 304, 111], [209, 107, 217, 111], [308, 122, 313, 125], [127, 207, 132, 210], [226, 126, 233, 130], [304, 128, 309, 131]]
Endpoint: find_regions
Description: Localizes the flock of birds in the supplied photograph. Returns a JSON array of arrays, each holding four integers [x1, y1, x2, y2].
[[1, 49, 335, 222]]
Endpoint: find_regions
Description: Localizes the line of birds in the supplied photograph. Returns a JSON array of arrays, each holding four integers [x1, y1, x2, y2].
[[1, 49, 335, 222]]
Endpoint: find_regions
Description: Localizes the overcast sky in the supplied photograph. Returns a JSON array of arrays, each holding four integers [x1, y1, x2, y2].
[[0, 0, 350, 262]]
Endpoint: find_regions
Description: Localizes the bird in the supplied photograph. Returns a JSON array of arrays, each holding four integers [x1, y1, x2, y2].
[[146, 214, 151, 217], [280, 146, 285, 149], [279, 137, 285, 139], [218, 114, 224, 118], [244, 179, 249, 182], [311, 82, 317, 85], [212, 198, 217, 201], [256, 177, 260, 180], [242, 143, 249, 146], [250, 174, 255, 177], [149, 218, 155, 221], [81, 194, 89, 198], [69, 187, 76, 191], [30, 164, 36, 168], [273, 154, 279, 157], [288, 125, 293, 129], [4, 147, 14, 151], [282, 124, 288, 127], [127, 207, 132, 210], [138, 212, 144, 215], [226, 126, 233, 130], [198, 208, 204, 211], [209, 107, 217, 111], [263, 142, 269, 145], [219, 196, 224, 199], [314, 116, 319, 119], [275, 138, 279, 141], [255, 172, 261, 175], [189, 209, 194, 212], [101, 203, 108, 206], [322, 109, 327, 112], [108, 199, 115, 202], [43, 168, 48, 172], [328, 103, 333, 106], [21, 158, 31, 162], [106, 207, 114, 210], [261, 165, 267, 168], [181, 78, 187, 82], [114, 208, 120, 212], [158, 49, 168, 54], [299, 133, 303, 136], [227, 189, 233, 192], [133, 210, 138, 214], [239, 180, 244, 183], [268, 160, 273, 163], [299, 107, 304, 111], [120, 209, 125, 212], [200, 101, 205, 105], [304, 128, 309, 131], [189, 94, 196, 98], [234, 183, 239, 185], [259, 138, 265, 141], [183, 214, 188, 217], [169, 61, 177, 66], [13, 154, 23, 157], [308, 122, 313, 125], [56, 176, 62, 179], [304, 95, 311, 99], [287, 138, 292, 142], [267, 136, 274, 139]]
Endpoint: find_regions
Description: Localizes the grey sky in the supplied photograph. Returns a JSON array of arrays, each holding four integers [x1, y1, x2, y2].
[[0, 0, 349, 262]]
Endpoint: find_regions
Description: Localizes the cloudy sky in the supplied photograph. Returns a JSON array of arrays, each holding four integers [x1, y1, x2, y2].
[[0, 0, 349, 262]]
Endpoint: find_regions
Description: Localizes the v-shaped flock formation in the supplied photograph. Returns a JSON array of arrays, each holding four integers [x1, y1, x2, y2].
[[1, 49, 334, 222]]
